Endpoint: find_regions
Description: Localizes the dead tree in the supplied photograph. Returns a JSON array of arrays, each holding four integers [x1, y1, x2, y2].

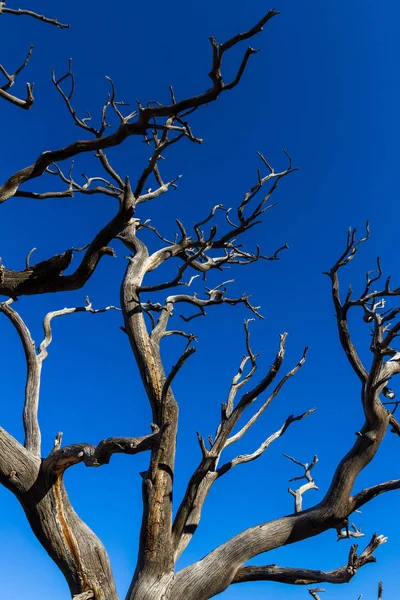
[[0, 5, 398, 600]]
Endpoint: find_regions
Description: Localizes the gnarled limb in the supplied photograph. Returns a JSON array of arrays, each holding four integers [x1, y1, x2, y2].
[[2, 4, 399, 599], [232, 533, 387, 585], [44, 427, 162, 474], [0, 295, 131, 599], [119, 205, 295, 592], [0, 425, 119, 599], [0, 179, 134, 297], [0, 10, 277, 203], [169, 228, 400, 600]]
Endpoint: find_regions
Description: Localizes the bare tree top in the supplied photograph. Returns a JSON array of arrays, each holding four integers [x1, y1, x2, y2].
[[0, 4, 399, 600]]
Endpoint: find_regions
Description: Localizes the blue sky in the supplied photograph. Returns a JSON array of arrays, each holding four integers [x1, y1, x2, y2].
[[1, 1, 400, 598]]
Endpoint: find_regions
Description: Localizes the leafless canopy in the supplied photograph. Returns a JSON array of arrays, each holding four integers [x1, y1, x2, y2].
[[0, 5, 398, 600]]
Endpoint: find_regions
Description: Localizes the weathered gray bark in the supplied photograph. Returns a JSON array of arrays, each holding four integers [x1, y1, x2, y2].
[[0, 427, 117, 598], [20, 471, 118, 600], [1, 6, 399, 600], [120, 222, 178, 599]]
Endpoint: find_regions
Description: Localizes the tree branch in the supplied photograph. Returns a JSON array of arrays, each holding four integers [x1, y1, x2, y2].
[[351, 479, 400, 511], [0, 3, 70, 28], [172, 331, 309, 560], [325, 224, 400, 416], [217, 410, 315, 477], [0, 44, 34, 109], [0, 297, 120, 457], [225, 345, 308, 446], [44, 426, 162, 474], [0, 10, 277, 203], [38, 296, 120, 360], [0, 299, 42, 455], [284, 453, 319, 513], [171, 229, 400, 599], [232, 533, 387, 585], [0, 179, 134, 297], [72, 592, 95, 600], [324, 224, 370, 383]]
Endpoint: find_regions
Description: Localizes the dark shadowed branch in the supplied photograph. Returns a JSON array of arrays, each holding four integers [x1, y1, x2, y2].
[[0, 178, 135, 297], [0, 10, 278, 203]]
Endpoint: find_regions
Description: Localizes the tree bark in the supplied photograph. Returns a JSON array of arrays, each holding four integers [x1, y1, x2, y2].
[[120, 223, 177, 600], [19, 465, 118, 599], [1, 7, 399, 600]]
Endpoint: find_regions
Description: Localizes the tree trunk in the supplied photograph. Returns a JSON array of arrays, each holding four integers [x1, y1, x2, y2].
[[18, 466, 118, 600]]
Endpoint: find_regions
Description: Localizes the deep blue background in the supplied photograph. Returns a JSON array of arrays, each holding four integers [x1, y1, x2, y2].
[[1, 1, 399, 598]]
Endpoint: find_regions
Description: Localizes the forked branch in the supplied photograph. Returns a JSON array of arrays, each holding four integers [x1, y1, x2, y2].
[[0, 10, 278, 203], [169, 227, 400, 600], [284, 453, 319, 512], [172, 326, 310, 559], [0, 45, 34, 109], [0, 178, 134, 297], [326, 223, 400, 410], [232, 533, 387, 585], [0, 297, 120, 457]]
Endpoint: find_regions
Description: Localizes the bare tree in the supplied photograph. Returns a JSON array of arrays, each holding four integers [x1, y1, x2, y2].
[[0, 5, 398, 600]]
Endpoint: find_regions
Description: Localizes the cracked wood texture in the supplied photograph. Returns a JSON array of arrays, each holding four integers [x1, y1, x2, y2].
[[0, 5, 399, 600]]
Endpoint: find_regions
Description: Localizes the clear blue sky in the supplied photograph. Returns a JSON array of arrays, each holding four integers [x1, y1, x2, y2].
[[1, 1, 399, 598]]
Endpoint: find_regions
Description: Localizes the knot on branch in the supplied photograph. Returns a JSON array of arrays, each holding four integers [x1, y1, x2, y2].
[[355, 430, 377, 444]]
